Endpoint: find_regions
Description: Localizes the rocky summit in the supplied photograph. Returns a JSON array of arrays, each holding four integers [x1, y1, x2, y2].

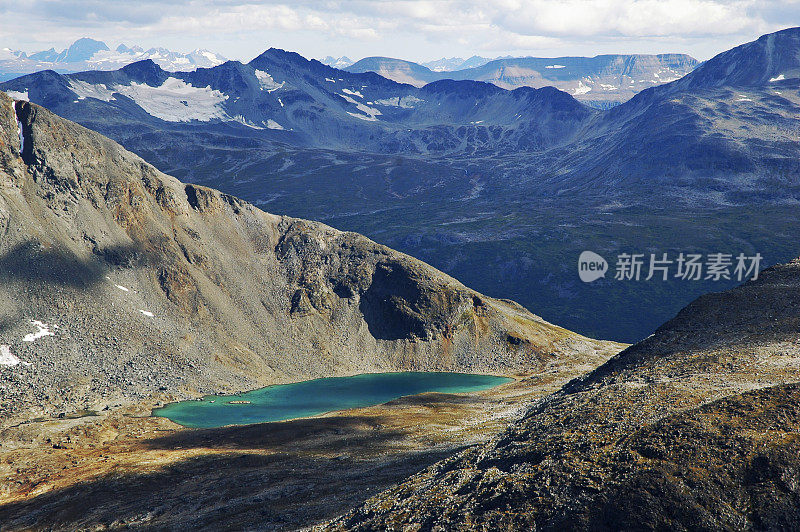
[[326, 259, 800, 530]]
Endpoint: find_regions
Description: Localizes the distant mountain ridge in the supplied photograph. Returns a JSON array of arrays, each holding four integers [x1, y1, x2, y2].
[[0, 37, 226, 81], [321, 55, 497, 72], [320, 55, 354, 69], [346, 53, 699, 107], [422, 55, 496, 71], [1, 47, 594, 154], [27, 37, 110, 63], [4, 39, 697, 108]]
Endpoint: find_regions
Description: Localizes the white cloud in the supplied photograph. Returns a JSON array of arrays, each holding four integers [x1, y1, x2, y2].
[[146, 4, 329, 34], [0, 0, 794, 62], [493, 0, 759, 37]]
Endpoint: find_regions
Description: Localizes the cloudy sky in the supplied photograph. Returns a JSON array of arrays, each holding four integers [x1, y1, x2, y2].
[[1, 1, 798, 62]]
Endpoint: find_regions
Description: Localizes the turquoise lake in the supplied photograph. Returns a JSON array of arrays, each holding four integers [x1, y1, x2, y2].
[[153, 372, 513, 428]]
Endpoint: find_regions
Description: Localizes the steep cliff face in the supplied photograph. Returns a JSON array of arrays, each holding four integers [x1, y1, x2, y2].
[[0, 91, 616, 425], [327, 260, 800, 530]]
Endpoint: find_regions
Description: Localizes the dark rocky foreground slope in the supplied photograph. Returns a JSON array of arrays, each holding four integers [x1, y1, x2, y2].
[[325, 259, 800, 530], [0, 91, 616, 427]]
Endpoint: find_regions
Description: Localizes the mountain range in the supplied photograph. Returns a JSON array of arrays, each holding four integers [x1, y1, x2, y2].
[[0, 89, 624, 529], [1, 93, 800, 527], [0, 47, 594, 153], [321, 54, 496, 72], [2, 26, 800, 531], [422, 55, 497, 71], [2, 39, 698, 109], [320, 56, 355, 69], [345, 53, 699, 108], [1, 28, 799, 344], [0, 38, 226, 81], [0, 91, 617, 425]]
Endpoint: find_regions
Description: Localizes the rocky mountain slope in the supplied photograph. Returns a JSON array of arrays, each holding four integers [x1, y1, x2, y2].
[[326, 258, 800, 530], [0, 91, 615, 427], [346, 53, 699, 108], [547, 27, 800, 197], [2, 28, 798, 345]]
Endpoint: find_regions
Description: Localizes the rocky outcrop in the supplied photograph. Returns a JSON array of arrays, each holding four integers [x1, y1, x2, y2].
[[326, 260, 800, 530], [0, 91, 617, 425]]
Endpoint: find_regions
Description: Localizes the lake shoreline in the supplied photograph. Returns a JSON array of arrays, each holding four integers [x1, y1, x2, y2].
[[153, 371, 516, 429], [0, 357, 621, 529]]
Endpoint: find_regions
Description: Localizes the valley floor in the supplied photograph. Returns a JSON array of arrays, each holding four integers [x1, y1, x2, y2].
[[0, 359, 619, 531]]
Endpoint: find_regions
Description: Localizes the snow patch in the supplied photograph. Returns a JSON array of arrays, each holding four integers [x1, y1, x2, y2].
[[68, 79, 116, 101], [76, 47, 227, 72], [23, 320, 55, 343], [278, 98, 284, 107], [769, 74, 786, 82], [139, 310, 155, 317], [115, 284, 129, 292], [571, 80, 591, 95], [68, 78, 229, 122], [325, 78, 335, 83], [342, 88, 363, 98], [265, 119, 285, 130], [545, 65, 566, 69], [341, 93, 381, 120], [373, 95, 423, 108], [347, 111, 378, 121], [231, 115, 264, 129], [6, 90, 28, 101], [122, 78, 229, 122], [0, 345, 21, 366], [254, 70, 284, 92]]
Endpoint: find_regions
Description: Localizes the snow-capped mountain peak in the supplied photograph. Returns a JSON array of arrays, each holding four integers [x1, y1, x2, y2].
[[0, 38, 228, 81], [320, 56, 354, 69]]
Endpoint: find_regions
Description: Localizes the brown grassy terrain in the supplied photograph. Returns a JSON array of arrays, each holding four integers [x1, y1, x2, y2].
[[326, 260, 800, 530], [0, 363, 624, 530]]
